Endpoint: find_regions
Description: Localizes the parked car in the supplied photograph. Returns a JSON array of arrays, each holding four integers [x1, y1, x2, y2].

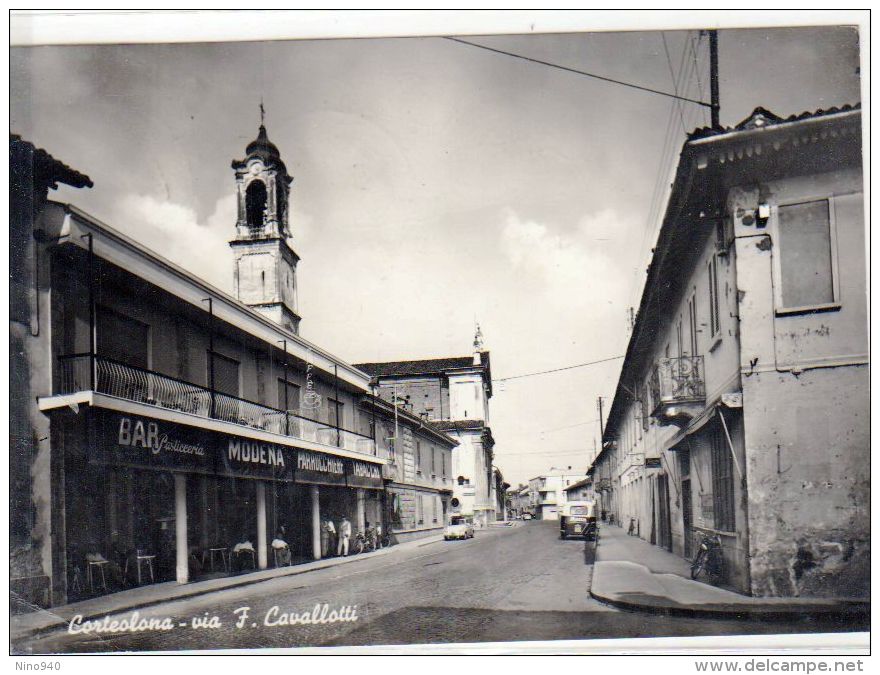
[[444, 515, 474, 540], [559, 501, 597, 540], [521, 512, 533, 521]]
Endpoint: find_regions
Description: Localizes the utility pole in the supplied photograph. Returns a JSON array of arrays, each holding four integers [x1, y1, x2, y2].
[[597, 396, 605, 438], [709, 29, 720, 129]]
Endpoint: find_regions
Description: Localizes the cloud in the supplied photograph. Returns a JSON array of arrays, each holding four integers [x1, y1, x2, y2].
[[117, 192, 236, 292], [501, 208, 631, 311]]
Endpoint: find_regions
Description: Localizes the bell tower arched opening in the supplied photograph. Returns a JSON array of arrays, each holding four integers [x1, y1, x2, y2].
[[245, 180, 267, 233]]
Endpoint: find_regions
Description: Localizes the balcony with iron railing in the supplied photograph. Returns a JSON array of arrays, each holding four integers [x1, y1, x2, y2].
[[648, 355, 706, 426], [56, 354, 381, 458]]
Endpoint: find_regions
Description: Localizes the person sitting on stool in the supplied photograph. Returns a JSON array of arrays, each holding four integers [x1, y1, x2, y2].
[[271, 527, 291, 566], [232, 536, 255, 572]]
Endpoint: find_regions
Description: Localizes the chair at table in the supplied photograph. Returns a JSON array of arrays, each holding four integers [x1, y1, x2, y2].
[[203, 546, 229, 573], [85, 554, 111, 595], [124, 549, 156, 585]]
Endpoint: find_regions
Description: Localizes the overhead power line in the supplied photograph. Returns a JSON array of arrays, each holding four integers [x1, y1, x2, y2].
[[494, 355, 624, 383], [443, 36, 712, 108]]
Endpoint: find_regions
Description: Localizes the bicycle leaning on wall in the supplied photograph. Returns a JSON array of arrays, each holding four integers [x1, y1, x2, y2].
[[690, 532, 723, 581]]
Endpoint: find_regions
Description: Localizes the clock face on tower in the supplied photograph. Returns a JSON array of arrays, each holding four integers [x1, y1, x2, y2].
[[249, 162, 262, 175]]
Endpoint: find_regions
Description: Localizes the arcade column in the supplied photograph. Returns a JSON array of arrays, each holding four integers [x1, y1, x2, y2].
[[174, 474, 188, 584], [310, 485, 321, 560]]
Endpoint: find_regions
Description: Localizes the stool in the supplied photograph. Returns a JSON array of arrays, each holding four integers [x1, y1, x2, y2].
[[235, 548, 256, 571], [205, 547, 228, 572], [70, 566, 83, 595], [124, 551, 156, 585], [86, 560, 110, 594], [273, 545, 291, 567]]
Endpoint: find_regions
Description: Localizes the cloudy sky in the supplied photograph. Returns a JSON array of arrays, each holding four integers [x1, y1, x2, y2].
[[10, 13, 862, 486]]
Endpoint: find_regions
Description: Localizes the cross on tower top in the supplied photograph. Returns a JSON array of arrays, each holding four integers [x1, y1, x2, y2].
[[259, 100, 265, 126]]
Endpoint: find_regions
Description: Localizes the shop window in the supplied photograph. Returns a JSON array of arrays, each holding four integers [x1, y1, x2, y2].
[[97, 307, 149, 369], [710, 425, 735, 532], [277, 378, 300, 412], [211, 351, 240, 397], [776, 199, 836, 310]]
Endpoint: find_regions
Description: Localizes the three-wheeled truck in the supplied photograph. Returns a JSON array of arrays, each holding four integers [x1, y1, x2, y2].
[[559, 501, 597, 540]]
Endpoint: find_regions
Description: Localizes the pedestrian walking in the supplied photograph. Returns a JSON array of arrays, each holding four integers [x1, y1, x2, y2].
[[337, 515, 352, 557]]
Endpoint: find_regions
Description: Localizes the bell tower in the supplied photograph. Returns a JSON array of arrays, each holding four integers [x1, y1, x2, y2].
[[230, 111, 301, 334]]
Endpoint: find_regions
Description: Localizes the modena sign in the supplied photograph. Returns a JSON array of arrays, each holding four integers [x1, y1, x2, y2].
[[92, 411, 381, 486]]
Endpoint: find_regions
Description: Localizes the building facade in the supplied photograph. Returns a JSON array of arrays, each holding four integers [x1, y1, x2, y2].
[[355, 335, 497, 527], [590, 106, 866, 598], [9, 127, 400, 609], [563, 477, 594, 503], [361, 396, 456, 543]]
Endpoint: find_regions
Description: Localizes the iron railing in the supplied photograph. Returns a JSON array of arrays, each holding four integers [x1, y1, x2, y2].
[[648, 355, 706, 414], [57, 354, 380, 458]]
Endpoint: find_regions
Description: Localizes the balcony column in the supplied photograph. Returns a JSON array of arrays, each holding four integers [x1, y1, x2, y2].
[[256, 482, 268, 570], [356, 489, 366, 532], [310, 485, 321, 560], [174, 473, 188, 584]]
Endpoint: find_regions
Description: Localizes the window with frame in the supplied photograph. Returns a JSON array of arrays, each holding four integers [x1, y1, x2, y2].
[[688, 292, 698, 355], [676, 318, 684, 358], [211, 351, 240, 397], [708, 254, 721, 337], [431, 447, 436, 475], [416, 441, 422, 474], [327, 397, 342, 428], [639, 383, 650, 432], [417, 494, 424, 524], [776, 199, 836, 310], [97, 307, 149, 369], [441, 453, 447, 477], [710, 424, 735, 532], [277, 378, 300, 412]]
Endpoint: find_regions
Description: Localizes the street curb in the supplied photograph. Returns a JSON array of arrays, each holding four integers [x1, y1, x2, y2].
[[588, 529, 870, 623], [587, 586, 871, 623], [11, 547, 393, 642]]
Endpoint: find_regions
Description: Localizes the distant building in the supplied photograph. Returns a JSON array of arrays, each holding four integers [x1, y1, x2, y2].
[[590, 106, 866, 598], [563, 476, 594, 503], [355, 329, 497, 527], [528, 467, 586, 520]]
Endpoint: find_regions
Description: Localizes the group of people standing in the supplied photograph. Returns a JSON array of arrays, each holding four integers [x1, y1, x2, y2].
[[320, 515, 383, 557]]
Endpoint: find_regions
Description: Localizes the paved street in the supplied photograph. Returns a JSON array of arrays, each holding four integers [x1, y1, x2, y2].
[[16, 521, 860, 654]]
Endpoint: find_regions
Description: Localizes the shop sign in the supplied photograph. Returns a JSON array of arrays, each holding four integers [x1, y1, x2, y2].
[[91, 411, 295, 481], [294, 449, 347, 486], [700, 493, 715, 520], [347, 460, 384, 489], [644, 457, 662, 468]]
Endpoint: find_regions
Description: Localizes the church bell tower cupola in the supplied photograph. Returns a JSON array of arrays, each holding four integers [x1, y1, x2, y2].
[[230, 116, 301, 334]]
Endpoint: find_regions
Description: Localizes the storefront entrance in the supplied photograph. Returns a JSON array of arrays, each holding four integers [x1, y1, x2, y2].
[[60, 409, 385, 601]]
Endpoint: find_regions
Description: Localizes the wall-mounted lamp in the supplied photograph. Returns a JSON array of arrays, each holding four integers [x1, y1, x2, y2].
[[756, 202, 770, 227]]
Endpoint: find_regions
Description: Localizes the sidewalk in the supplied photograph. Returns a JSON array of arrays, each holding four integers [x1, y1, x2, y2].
[[589, 524, 869, 620], [11, 533, 445, 643]]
